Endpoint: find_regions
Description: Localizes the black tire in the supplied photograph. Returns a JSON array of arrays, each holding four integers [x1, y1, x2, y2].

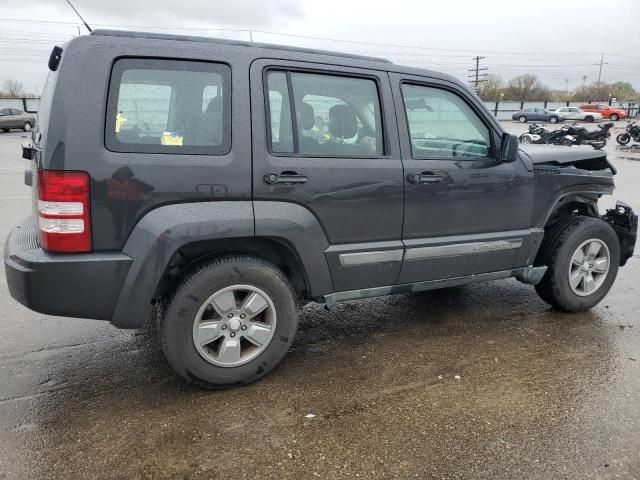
[[592, 137, 607, 150], [585, 115, 594, 123], [610, 114, 619, 121], [561, 138, 573, 147], [519, 115, 527, 123], [1, 128, 8, 133], [549, 116, 558, 124], [617, 133, 631, 145], [534, 216, 620, 312], [160, 256, 298, 389], [22, 122, 32, 132]]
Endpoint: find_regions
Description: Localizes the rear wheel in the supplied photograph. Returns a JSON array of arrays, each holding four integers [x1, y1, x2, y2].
[[592, 137, 607, 149], [561, 138, 573, 147], [1, 128, 8, 133], [585, 115, 594, 123], [519, 115, 527, 123], [610, 113, 619, 121], [22, 122, 31, 132], [160, 256, 298, 389], [535, 217, 620, 312], [549, 116, 558, 124], [617, 133, 631, 145]]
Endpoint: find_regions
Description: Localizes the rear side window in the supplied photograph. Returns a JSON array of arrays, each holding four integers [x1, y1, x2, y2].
[[106, 58, 231, 155], [265, 70, 384, 157]]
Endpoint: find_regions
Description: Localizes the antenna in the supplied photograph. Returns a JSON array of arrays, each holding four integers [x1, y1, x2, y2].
[[65, 0, 92, 33]]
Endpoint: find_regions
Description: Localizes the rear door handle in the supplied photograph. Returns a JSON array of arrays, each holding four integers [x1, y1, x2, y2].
[[264, 172, 308, 185], [407, 172, 444, 184]]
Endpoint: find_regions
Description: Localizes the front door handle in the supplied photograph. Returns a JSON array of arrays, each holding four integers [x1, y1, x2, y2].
[[407, 172, 445, 184], [264, 172, 308, 185]]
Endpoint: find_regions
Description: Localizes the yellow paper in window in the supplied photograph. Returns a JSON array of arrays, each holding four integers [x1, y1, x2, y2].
[[161, 132, 184, 146], [115, 112, 127, 133]]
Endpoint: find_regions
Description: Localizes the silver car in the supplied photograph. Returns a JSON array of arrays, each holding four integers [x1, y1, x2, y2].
[[0, 108, 36, 132]]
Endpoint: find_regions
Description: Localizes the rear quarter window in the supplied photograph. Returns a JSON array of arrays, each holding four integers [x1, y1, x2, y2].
[[105, 58, 231, 155]]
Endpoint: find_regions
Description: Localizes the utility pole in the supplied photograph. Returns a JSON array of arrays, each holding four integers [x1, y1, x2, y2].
[[595, 53, 608, 101], [582, 75, 587, 89], [564, 78, 569, 96], [468, 56, 488, 93]]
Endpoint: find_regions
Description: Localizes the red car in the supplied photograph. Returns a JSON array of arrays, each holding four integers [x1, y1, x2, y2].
[[579, 103, 626, 121]]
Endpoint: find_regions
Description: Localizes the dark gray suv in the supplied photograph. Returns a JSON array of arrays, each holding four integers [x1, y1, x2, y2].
[[4, 30, 637, 388]]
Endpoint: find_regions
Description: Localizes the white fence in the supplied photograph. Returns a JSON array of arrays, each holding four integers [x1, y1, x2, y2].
[[483, 100, 639, 120], [0, 98, 39, 113]]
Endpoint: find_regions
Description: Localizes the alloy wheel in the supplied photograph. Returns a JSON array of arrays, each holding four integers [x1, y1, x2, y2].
[[192, 285, 277, 367], [568, 239, 610, 297]]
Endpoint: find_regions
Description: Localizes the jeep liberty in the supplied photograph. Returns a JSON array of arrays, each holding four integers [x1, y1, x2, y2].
[[5, 30, 638, 388]]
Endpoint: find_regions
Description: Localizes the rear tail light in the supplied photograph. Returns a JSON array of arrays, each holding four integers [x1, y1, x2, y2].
[[37, 170, 92, 253]]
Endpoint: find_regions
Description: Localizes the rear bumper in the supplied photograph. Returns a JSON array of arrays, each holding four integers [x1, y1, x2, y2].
[[4, 217, 132, 320]]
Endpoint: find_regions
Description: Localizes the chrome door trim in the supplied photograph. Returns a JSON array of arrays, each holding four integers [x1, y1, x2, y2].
[[339, 249, 404, 266], [405, 238, 523, 261]]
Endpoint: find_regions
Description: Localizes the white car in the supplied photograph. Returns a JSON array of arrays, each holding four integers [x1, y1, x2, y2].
[[554, 107, 603, 123]]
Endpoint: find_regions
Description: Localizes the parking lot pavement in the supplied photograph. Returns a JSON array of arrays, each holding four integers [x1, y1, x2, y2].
[[0, 128, 639, 479]]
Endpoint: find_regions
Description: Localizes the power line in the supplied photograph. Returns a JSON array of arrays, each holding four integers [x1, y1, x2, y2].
[[0, 17, 615, 57]]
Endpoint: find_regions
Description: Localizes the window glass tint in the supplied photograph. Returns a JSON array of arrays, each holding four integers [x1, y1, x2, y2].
[[266, 72, 293, 153], [401, 84, 490, 159], [265, 71, 384, 157], [10, 109, 23, 115], [106, 59, 231, 155]]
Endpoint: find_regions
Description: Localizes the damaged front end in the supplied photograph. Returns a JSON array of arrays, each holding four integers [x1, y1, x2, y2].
[[523, 145, 637, 266], [603, 202, 638, 266]]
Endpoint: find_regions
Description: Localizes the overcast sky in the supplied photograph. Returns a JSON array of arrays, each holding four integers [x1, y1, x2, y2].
[[1, 0, 639, 95]]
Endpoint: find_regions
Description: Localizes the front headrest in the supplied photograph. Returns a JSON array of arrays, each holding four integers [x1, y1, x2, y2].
[[328, 104, 358, 139], [206, 96, 223, 114], [298, 102, 315, 131]]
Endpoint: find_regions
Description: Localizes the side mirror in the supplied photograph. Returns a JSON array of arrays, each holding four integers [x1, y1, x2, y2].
[[500, 133, 519, 163]]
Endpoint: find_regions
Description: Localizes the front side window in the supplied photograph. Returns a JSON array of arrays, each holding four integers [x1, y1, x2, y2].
[[106, 59, 231, 155], [265, 70, 384, 157], [401, 84, 490, 159]]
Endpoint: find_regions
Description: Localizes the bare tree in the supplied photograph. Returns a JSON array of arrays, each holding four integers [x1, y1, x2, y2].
[[504, 74, 546, 101], [2, 79, 25, 97], [477, 74, 504, 101]]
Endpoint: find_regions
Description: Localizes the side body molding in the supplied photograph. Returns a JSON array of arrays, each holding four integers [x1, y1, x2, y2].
[[254, 201, 333, 298], [111, 202, 254, 328]]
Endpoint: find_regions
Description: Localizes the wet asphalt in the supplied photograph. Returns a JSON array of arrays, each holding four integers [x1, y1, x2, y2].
[[0, 123, 639, 479]]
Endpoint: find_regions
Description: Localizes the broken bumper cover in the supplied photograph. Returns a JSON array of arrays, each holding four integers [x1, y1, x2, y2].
[[603, 202, 638, 266], [4, 217, 132, 320]]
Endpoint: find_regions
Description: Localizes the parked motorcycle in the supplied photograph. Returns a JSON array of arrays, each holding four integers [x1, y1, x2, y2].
[[616, 121, 640, 145], [560, 122, 613, 149], [518, 123, 568, 145]]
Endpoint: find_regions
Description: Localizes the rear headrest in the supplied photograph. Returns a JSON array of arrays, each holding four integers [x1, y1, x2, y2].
[[329, 104, 358, 139], [298, 102, 315, 131], [206, 96, 223, 114]]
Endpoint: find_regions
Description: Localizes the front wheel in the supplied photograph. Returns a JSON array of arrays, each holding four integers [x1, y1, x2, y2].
[[549, 116, 558, 124], [617, 133, 631, 145], [160, 256, 298, 389], [22, 122, 32, 132], [535, 217, 620, 312], [585, 116, 594, 123], [519, 115, 527, 123], [610, 114, 619, 121]]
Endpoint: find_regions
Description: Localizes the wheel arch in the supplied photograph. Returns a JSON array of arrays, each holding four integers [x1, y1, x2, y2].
[[109, 201, 333, 329]]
